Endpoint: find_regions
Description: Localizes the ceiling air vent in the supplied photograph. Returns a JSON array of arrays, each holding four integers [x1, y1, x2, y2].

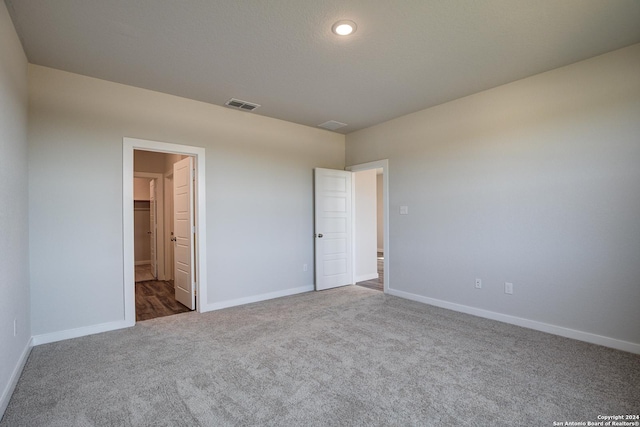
[[224, 98, 261, 112], [318, 120, 347, 131]]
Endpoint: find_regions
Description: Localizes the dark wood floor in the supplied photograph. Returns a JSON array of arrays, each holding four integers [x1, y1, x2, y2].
[[135, 280, 191, 321], [356, 252, 384, 292]]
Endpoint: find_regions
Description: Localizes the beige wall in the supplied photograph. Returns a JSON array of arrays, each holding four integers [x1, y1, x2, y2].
[[346, 44, 640, 347], [164, 153, 187, 173], [0, 1, 30, 415], [133, 177, 151, 200], [134, 150, 187, 175], [28, 64, 345, 336], [134, 150, 166, 174]]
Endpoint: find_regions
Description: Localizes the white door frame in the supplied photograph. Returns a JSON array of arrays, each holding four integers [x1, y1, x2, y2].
[[123, 137, 207, 326], [133, 172, 164, 278], [346, 160, 389, 293]]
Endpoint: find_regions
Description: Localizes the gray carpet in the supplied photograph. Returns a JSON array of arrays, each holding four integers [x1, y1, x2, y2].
[[2, 286, 639, 426]]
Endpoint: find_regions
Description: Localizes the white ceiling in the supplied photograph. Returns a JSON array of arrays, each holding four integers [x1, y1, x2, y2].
[[6, 0, 640, 133]]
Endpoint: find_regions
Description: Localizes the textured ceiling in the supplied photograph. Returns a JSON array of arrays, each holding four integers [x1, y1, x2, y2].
[[6, 0, 640, 133]]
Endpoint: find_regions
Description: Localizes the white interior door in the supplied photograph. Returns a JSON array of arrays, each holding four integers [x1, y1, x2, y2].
[[174, 157, 195, 309], [314, 168, 353, 290], [149, 179, 157, 279]]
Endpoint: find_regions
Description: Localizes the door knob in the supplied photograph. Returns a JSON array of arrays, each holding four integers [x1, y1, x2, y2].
[[317, 233, 323, 238]]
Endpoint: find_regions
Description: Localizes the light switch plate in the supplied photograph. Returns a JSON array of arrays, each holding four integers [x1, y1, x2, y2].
[[400, 206, 409, 215]]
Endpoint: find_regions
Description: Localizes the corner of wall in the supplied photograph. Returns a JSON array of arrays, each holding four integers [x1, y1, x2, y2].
[[0, 1, 31, 419]]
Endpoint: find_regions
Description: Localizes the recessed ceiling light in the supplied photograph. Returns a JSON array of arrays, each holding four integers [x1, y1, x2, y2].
[[332, 20, 357, 36]]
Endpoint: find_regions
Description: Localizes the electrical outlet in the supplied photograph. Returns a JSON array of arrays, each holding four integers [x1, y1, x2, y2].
[[505, 282, 513, 295], [303, 264, 308, 272], [475, 278, 482, 289]]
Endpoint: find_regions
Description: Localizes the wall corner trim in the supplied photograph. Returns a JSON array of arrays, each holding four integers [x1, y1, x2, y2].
[[0, 337, 33, 419], [387, 288, 640, 355]]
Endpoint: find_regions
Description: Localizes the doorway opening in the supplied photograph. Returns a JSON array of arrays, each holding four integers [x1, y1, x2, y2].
[[133, 151, 194, 321], [353, 168, 384, 291], [313, 161, 389, 292], [348, 160, 389, 293], [123, 137, 208, 326]]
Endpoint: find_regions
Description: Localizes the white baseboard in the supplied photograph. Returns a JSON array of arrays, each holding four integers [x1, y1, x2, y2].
[[135, 260, 151, 266], [387, 288, 640, 354], [0, 337, 32, 419], [31, 320, 132, 346], [355, 273, 378, 283], [30, 285, 315, 345], [202, 285, 314, 312]]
